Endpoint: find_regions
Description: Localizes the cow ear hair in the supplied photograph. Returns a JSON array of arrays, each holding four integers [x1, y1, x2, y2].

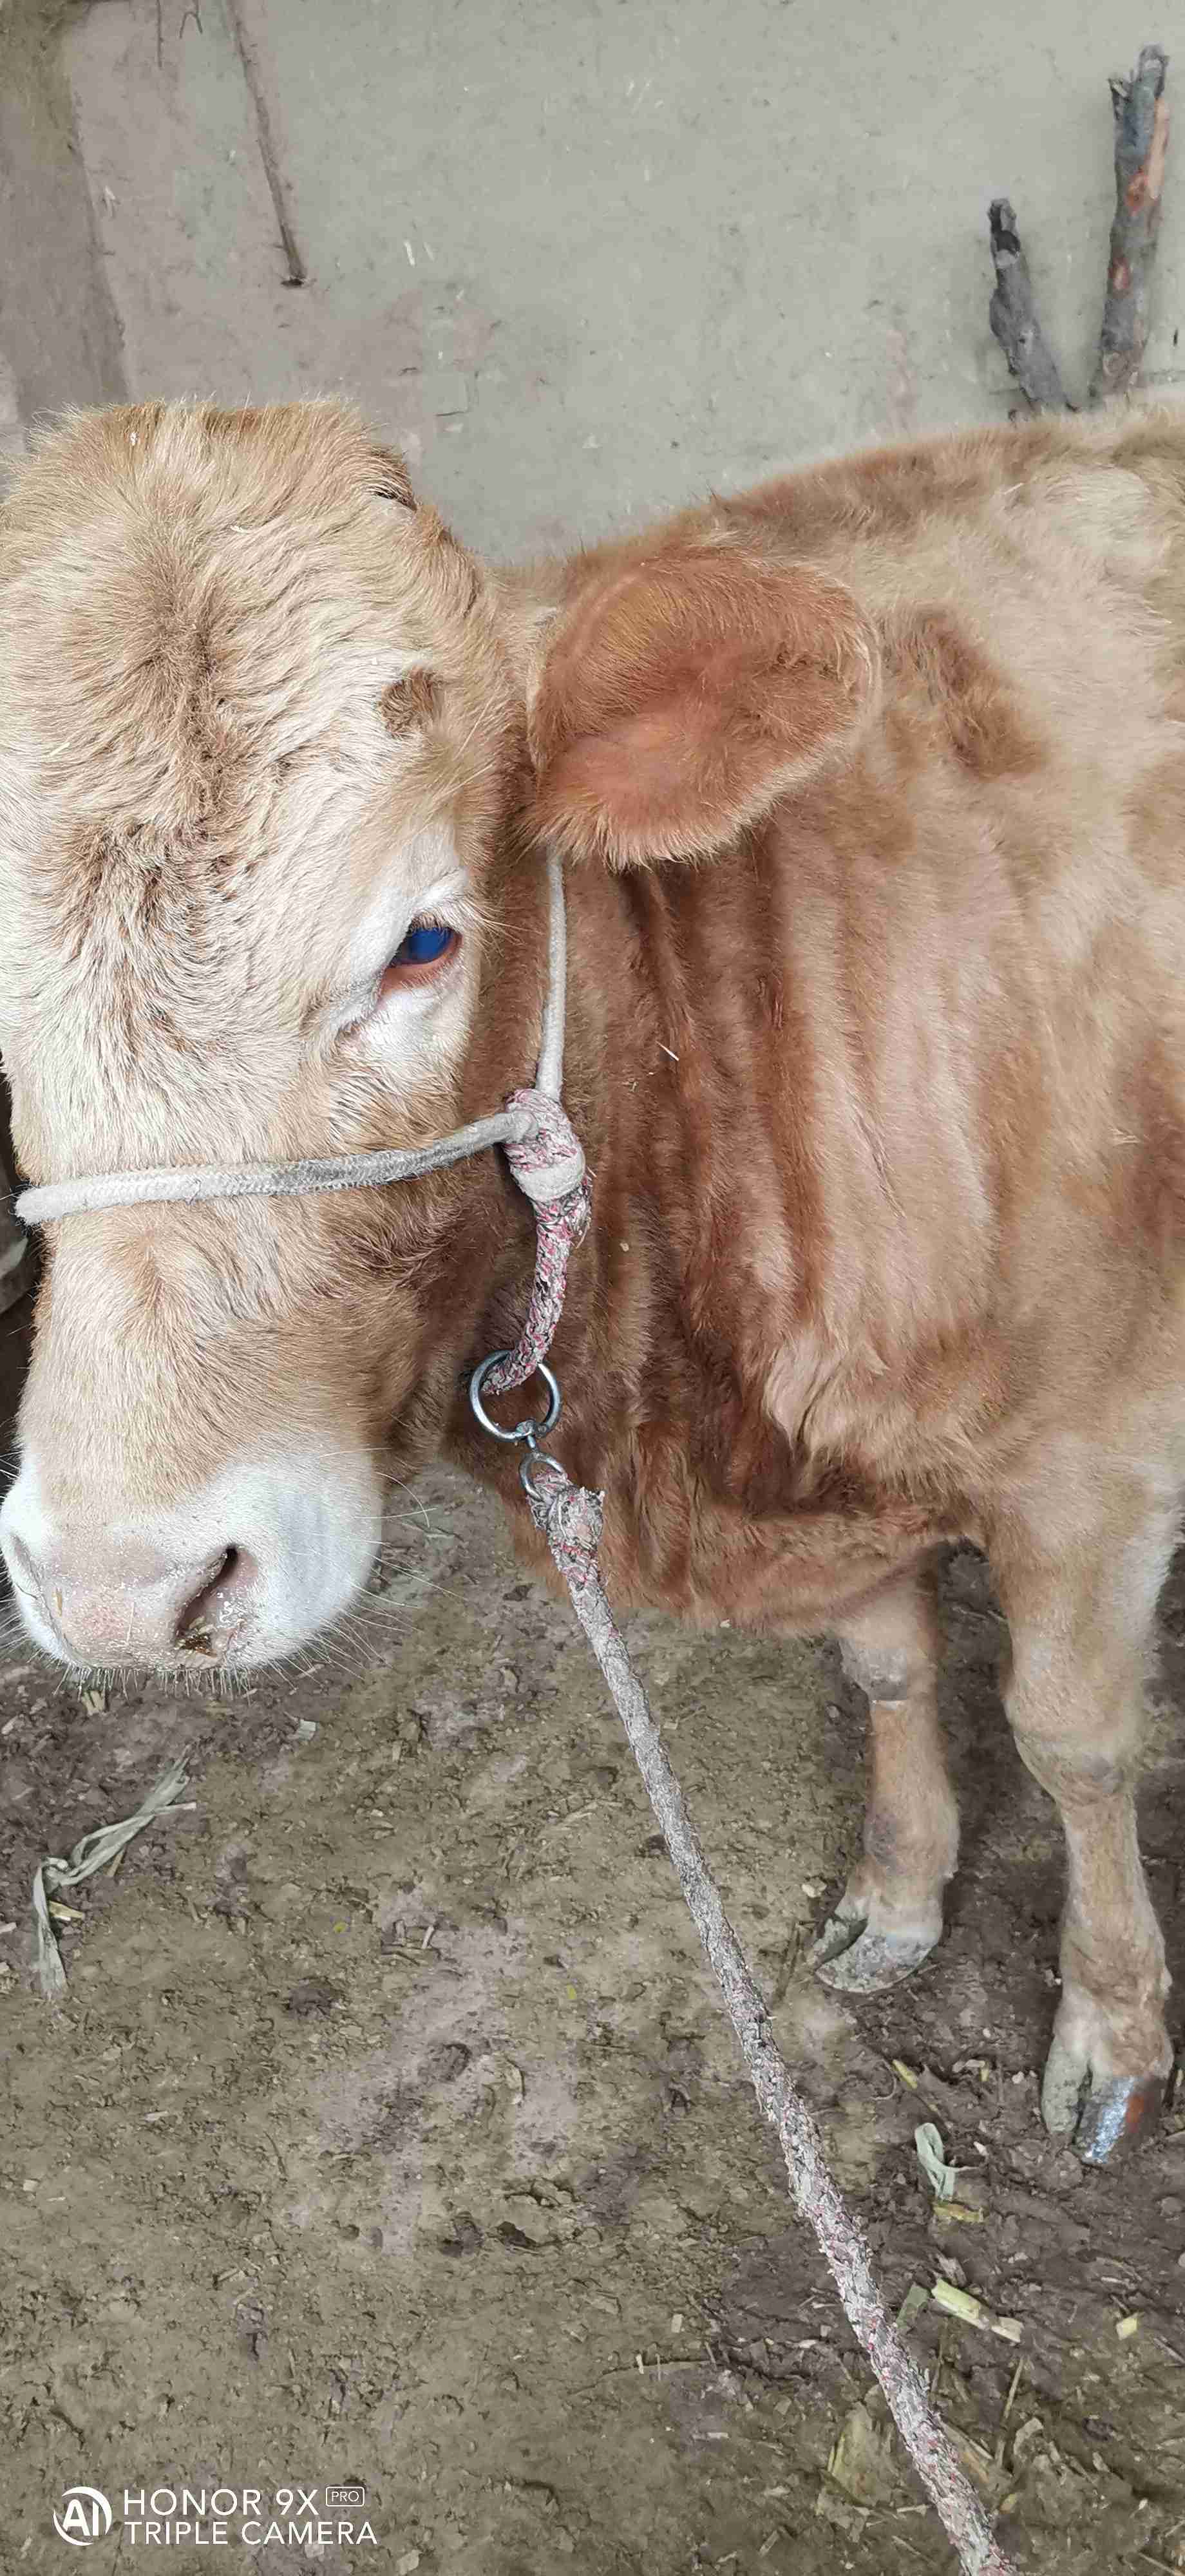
[[529, 542, 878, 866]]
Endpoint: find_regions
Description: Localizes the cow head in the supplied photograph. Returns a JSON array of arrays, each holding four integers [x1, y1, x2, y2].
[[0, 401, 544, 1669], [0, 401, 875, 1673]]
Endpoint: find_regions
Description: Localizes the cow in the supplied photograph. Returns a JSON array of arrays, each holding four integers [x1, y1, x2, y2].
[[1, 396, 1183, 2163]]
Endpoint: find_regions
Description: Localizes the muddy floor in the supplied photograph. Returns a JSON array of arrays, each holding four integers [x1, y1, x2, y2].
[[1, 1275, 1184, 2576], [3, 5, 1185, 2570]]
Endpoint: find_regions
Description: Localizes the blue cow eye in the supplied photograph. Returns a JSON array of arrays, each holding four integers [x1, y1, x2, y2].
[[393, 922, 455, 967]]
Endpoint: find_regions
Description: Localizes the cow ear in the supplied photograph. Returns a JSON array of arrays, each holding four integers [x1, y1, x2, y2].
[[529, 544, 878, 866]]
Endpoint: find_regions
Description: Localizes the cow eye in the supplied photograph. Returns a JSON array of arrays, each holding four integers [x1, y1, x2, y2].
[[398, 922, 455, 965], [376, 918, 460, 998]]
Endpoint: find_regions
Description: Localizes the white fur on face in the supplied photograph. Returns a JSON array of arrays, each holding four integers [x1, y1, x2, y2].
[[0, 1445, 384, 1671]]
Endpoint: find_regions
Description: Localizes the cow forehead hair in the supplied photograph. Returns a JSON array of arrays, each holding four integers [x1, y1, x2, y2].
[[0, 397, 515, 1023], [0, 395, 490, 826]]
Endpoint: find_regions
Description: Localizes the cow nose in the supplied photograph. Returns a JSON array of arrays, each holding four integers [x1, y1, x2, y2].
[[5, 1532, 258, 1664]]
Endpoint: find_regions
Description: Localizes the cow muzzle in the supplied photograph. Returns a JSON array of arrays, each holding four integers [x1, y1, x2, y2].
[[0, 1452, 383, 1671], [6, 1531, 252, 1663]]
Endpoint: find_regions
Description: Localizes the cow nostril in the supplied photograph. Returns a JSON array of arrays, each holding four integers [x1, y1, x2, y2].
[[176, 1544, 258, 1654], [4, 1534, 59, 1627], [6, 1534, 39, 1594]]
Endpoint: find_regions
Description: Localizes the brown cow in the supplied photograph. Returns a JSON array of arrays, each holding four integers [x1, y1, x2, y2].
[[1, 397, 1183, 2160]]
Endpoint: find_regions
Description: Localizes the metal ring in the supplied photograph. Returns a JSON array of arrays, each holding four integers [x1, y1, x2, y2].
[[469, 1351, 562, 1445], [520, 1446, 565, 1501]]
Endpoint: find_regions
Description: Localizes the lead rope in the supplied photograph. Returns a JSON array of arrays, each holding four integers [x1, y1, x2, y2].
[[13, 844, 1012, 2568], [473, 1103, 1014, 2576]]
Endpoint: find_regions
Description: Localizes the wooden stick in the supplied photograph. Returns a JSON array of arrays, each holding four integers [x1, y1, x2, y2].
[[223, 0, 307, 289], [987, 200, 1070, 411], [1090, 44, 1170, 404]]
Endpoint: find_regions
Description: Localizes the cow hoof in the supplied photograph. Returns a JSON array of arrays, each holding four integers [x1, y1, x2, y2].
[[1041, 2037, 1166, 2162], [811, 1908, 939, 1995]]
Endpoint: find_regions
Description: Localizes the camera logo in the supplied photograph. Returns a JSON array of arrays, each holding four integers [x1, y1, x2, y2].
[[53, 2488, 113, 2546]]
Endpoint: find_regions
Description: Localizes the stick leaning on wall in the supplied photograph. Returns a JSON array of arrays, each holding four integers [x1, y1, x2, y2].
[[989, 42, 1170, 413]]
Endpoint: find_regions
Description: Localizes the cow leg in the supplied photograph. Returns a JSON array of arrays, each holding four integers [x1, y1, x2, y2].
[[991, 1495, 1175, 2163], [812, 1566, 958, 1994]]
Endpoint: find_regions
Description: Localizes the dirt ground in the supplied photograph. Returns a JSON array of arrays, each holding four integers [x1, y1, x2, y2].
[[3, 1258, 1185, 2576], [3, 3, 1185, 2571]]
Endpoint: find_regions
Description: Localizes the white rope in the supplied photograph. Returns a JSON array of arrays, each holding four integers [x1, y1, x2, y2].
[[16, 1109, 531, 1226], [524, 1460, 1016, 2576], [536, 846, 567, 1099], [14, 851, 570, 1228]]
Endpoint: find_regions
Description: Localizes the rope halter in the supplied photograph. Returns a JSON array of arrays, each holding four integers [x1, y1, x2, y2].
[[14, 849, 589, 1402]]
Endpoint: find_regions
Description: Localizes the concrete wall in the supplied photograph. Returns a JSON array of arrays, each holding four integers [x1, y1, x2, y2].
[[0, 0, 126, 1305], [0, 0, 125, 430], [61, 0, 1185, 562]]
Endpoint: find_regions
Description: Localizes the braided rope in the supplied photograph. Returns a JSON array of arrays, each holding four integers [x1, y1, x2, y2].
[[482, 1089, 591, 1396], [523, 1459, 1015, 2576]]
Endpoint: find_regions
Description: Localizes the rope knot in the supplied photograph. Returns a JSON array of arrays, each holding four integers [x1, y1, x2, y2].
[[480, 1092, 591, 1398], [523, 1459, 605, 1564], [504, 1087, 587, 1206]]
